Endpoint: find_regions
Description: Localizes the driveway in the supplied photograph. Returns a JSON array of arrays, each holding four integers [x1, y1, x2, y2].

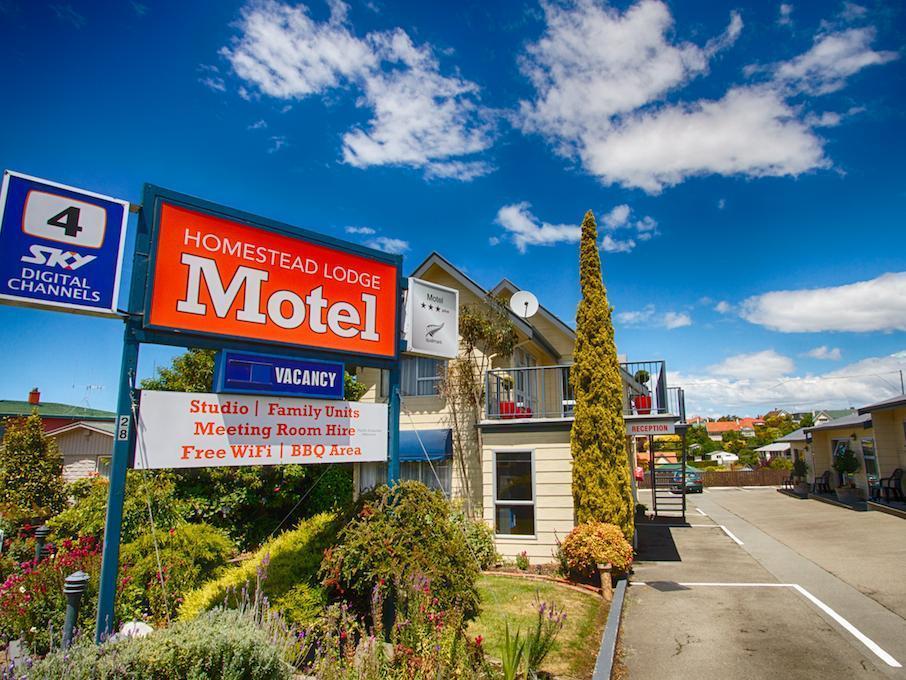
[[622, 489, 906, 679]]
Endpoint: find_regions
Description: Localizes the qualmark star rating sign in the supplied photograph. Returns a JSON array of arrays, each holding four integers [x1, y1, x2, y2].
[[404, 277, 459, 359], [0, 171, 129, 316]]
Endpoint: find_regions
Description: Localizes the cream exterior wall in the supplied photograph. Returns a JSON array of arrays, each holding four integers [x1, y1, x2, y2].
[[481, 427, 573, 564], [808, 425, 875, 493], [52, 428, 112, 483], [864, 406, 906, 476]]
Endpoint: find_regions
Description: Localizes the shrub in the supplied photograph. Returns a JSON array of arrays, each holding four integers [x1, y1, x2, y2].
[[0, 413, 65, 519], [450, 508, 498, 569], [320, 481, 480, 619], [118, 522, 234, 624], [170, 464, 351, 551], [49, 472, 188, 544], [0, 536, 100, 655], [560, 522, 633, 580], [26, 609, 295, 680], [180, 513, 337, 626], [515, 551, 530, 571], [792, 457, 808, 479]]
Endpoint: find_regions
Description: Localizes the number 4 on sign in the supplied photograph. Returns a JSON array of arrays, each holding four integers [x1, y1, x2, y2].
[[47, 206, 83, 238]]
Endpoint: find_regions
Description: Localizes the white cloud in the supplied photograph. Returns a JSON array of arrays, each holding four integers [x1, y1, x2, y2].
[[495, 203, 656, 253], [222, 0, 494, 179], [617, 305, 692, 330], [778, 3, 793, 27], [772, 28, 898, 95], [663, 311, 692, 329], [740, 272, 906, 332], [602, 204, 630, 229], [580, 86, 828, 193], [495, 203, 580, 253], [267, 135, 287, 153], [676, 350, 906, 415], [601, 234, 636, 253], [717, 198, 726, 210], [518, 0, 740, 141], [805, 346, 843, 361], [841, 2, 867, 22], [345, 226, 376, 235], [708, 349, 794, 380], [488, 236, 501, 246], [714, 300, 732, 314], [248, 119, 268, 130], [518, 1, 895, 193], [364, 236, 409, 253], [200, 76, 227, 92]]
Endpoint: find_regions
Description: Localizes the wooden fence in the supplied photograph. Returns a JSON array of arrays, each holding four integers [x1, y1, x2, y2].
[[637, 468, 789, 488]]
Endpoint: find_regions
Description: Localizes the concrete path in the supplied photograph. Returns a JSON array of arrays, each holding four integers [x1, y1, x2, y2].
[[622, 489, 906, 679]]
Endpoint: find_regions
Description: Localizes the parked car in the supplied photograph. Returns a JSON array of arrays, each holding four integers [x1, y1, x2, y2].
[[671, 470, 703, 494]]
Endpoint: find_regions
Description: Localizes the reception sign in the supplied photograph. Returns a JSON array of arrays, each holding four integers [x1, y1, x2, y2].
[[0, 170, 129, 316], [134, 390, 388, 470], [145, 200, 399, 358], [626, 420, 676, 436]]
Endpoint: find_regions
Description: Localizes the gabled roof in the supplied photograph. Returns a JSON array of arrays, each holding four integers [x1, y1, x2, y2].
[[0, 400, 114, 420], [490, 278, 576, 340], [410, 252, 560, 360], [858, 394, 906, 415], [45, 420, 115, 438], [777, 427, 808, 442], [805, 412, 872, 433]]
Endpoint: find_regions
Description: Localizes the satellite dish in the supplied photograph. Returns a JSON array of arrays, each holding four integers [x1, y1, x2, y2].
[[510, 290, 539, 319]]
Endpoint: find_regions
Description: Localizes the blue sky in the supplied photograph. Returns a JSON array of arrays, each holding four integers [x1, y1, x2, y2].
[[0, 0, 904, 416]]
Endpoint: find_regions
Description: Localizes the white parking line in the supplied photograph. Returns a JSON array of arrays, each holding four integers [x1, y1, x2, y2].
[[695, 508, 708, 516], [719, 525, 744, 546], [631, 582, 901, 668]]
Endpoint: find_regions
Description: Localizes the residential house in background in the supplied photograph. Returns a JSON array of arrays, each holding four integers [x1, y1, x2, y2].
[[709, 450, 739, 466], [813, 408, 857, 426], [0, 390, 115, 482], [353, 252, 687, 563], [705, 417, 765, 442]]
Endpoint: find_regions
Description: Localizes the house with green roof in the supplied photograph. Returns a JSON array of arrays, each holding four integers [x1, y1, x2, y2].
[[0, 389, 115, 482]]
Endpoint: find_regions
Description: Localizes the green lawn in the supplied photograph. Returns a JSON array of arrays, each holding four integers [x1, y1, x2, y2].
[[469, 574, 609, 680]]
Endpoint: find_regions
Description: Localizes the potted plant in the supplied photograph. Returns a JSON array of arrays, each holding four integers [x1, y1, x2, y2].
[[792, 457, 809, 497], [832, 444, 862, 502], [632, 369, 652, 414]]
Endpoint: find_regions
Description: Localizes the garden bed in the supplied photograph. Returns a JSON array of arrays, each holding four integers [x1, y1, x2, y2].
[[469, 574, 609, 680]]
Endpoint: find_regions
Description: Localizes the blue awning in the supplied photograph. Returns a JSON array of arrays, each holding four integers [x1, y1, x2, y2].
[[399, 429, 453, 462]]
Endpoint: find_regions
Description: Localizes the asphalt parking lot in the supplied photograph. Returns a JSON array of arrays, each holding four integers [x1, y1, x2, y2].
[[622, 488, 906, 679]]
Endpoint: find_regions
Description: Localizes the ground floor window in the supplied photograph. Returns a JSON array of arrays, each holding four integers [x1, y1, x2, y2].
[[358, 460, 452, 496], [861, 438, 879, 481], [494, 451, 535, 536], [97, 456, 111, 479]]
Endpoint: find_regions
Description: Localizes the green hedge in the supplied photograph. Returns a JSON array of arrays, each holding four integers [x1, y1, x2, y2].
[[180, 513, 337, 625]]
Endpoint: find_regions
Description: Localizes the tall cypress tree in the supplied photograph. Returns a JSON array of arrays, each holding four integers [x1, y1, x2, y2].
[[570, 210, 634, 539]]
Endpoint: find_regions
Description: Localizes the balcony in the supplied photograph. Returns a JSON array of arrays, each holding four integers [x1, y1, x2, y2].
[[485, 365, 573, 421], [483, 360, 686, 423]]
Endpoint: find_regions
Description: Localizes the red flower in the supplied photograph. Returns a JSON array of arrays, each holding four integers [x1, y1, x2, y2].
[[474, 635, 483, 646]]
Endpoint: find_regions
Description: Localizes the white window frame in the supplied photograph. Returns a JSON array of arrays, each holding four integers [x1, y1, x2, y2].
[[861, 437, 879, 480], [381, 357, 446, 397], [492, 449, 536, 539]]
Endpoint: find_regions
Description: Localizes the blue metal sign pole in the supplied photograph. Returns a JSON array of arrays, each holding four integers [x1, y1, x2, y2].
[[95, 322, 139, 641], [387, 363, 401, 485]]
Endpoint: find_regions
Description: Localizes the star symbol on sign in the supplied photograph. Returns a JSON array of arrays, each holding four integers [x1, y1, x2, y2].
[[421, 302, 426, 308], [428, 304, 434, 311]]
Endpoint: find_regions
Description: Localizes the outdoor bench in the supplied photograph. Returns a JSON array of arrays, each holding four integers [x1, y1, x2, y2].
[[879, 468, 904, 502], [812, 470, 832, 494]]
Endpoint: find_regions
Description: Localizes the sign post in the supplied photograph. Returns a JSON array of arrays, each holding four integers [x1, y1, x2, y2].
[[95, 323, 139, 640]]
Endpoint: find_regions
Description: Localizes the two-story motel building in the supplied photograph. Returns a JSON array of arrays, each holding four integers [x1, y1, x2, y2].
[[352, 253, 687, 563]]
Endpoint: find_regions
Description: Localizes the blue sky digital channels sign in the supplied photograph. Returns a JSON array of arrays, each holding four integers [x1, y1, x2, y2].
[[0, 171, 129, 316]]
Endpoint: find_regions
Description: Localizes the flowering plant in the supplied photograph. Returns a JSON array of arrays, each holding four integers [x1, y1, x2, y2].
[[0, 536, 100, 654]]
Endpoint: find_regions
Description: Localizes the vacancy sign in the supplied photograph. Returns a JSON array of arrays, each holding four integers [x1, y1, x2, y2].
[[146, 201, 399, 358], [0, 171, 129, 316], [405, 277, 459, 359], [134, 390, 388, 470]]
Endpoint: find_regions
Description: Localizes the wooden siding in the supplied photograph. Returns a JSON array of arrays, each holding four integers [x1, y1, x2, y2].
[[869, 407, 906, 476], [52, 428, 111, 483]]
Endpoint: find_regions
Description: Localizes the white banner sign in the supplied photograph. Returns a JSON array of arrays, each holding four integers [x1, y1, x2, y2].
[[404, 277, 459, 359], [626, 420, 676, 436], [135, 390, 388, 470]]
